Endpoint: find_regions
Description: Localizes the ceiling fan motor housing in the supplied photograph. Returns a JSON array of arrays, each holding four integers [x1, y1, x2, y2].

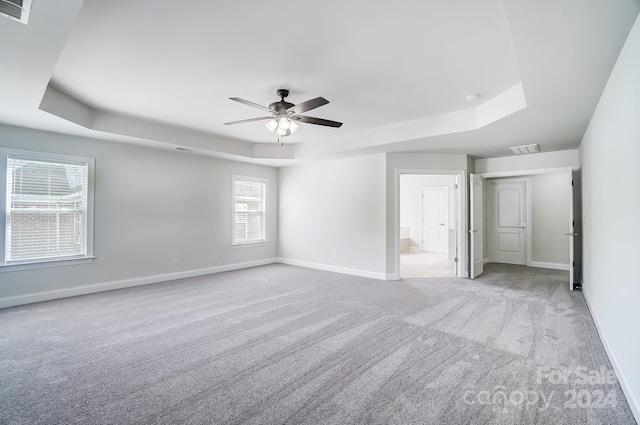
[[269, 101, 294, 113], [270, 89, 294, 113]]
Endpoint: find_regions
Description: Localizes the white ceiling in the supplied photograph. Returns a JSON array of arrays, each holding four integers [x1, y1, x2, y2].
[[1, 0, 638, 166]]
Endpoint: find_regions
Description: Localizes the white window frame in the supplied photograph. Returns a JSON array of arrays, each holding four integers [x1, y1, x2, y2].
[[232, 175, 268, 246], [0, 148, 95, 272]]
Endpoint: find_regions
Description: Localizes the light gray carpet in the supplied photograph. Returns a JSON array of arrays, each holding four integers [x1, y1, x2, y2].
[[0, 263, 636, 424]]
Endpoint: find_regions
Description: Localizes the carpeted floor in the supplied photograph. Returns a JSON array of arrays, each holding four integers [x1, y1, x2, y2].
[[0, 263, 636, 424]]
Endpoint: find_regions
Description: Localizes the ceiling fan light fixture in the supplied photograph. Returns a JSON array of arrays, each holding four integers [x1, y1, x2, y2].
[[278, 117, 290, 130], [265, 119, 278, 132], [226, 89, 343, 137]]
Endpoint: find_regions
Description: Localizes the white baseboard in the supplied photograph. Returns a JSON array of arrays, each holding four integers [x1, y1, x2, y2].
[[0, 258, 278, 309], [528, 261, 570, 271], [582, 289, 640, 423], [277, 257, 387, 280]]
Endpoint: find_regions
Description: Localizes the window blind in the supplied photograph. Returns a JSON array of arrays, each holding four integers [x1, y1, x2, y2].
[[234, 179, 265, 244], [6, 156, 89, 263]]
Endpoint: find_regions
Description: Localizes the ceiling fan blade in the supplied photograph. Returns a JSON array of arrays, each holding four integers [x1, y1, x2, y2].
[[286, 97, 329, 114], [292, 115, 343, 128], [229, 97, 273, 113], [224, 116, 274, 125]]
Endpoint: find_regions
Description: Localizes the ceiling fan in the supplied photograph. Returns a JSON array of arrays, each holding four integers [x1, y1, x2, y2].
[[224, 89, 343, 137]]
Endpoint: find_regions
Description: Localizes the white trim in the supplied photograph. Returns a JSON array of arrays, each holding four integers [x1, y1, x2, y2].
[[395, 169, 466, 280], [0, 256, 94, 272], [528, 261, 570, 271], [0, 258, 278, 308], [481, 259, 568, 271], [582, 290, 640, 423], [526, 177, 532, 267], [277, 257, 387, 280], [476, 166, 580, 179]]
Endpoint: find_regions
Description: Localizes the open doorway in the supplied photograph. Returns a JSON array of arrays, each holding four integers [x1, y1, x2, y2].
[[399, 174, 458, 278], [470, 167, 581, 290]]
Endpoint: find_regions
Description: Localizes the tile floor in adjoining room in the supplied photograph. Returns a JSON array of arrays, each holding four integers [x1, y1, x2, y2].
[[400, 251, 456, 278]]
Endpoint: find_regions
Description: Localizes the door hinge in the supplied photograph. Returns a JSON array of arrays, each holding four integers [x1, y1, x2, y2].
[[572, 220, 575, 226], [573, 261, 575, 267], [572, 180, 574, 186], [455, 183, 459, 189], [454, 257, 458, 262]]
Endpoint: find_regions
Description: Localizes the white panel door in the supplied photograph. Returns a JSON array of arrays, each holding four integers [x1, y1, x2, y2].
[[422, 187, 447, 253], [470, 174, 484, 278], [490, 180, 527, 265]]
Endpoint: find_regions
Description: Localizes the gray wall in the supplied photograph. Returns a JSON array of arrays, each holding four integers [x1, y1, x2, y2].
[[278, 153, 387, 278], [530, 172, 571, 265], [580, 14, 640, 421], [278, 152, 470, 280], [0, 124, 278, 301]]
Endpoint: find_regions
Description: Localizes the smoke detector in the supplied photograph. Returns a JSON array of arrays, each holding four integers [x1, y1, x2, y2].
[[466, 94, 480, 102]]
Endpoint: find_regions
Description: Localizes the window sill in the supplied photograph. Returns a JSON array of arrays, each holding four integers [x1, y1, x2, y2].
[[0, 256, 95, 273], [232, 240, 269, 248]]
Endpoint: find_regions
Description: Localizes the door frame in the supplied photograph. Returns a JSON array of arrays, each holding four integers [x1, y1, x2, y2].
[[477, 166, 580, 289], [421, 186, 448, 253], [486, 177, 531, 265], [395, 169, 466, 280]]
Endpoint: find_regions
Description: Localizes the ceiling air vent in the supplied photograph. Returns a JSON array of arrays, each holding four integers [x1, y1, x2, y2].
[[508, 143, 540, 155], [0, 0, 31, 24]]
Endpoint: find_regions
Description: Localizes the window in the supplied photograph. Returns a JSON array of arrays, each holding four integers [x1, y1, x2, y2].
[[1, 148, 94, 269], [233, 176, 267, 245]]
